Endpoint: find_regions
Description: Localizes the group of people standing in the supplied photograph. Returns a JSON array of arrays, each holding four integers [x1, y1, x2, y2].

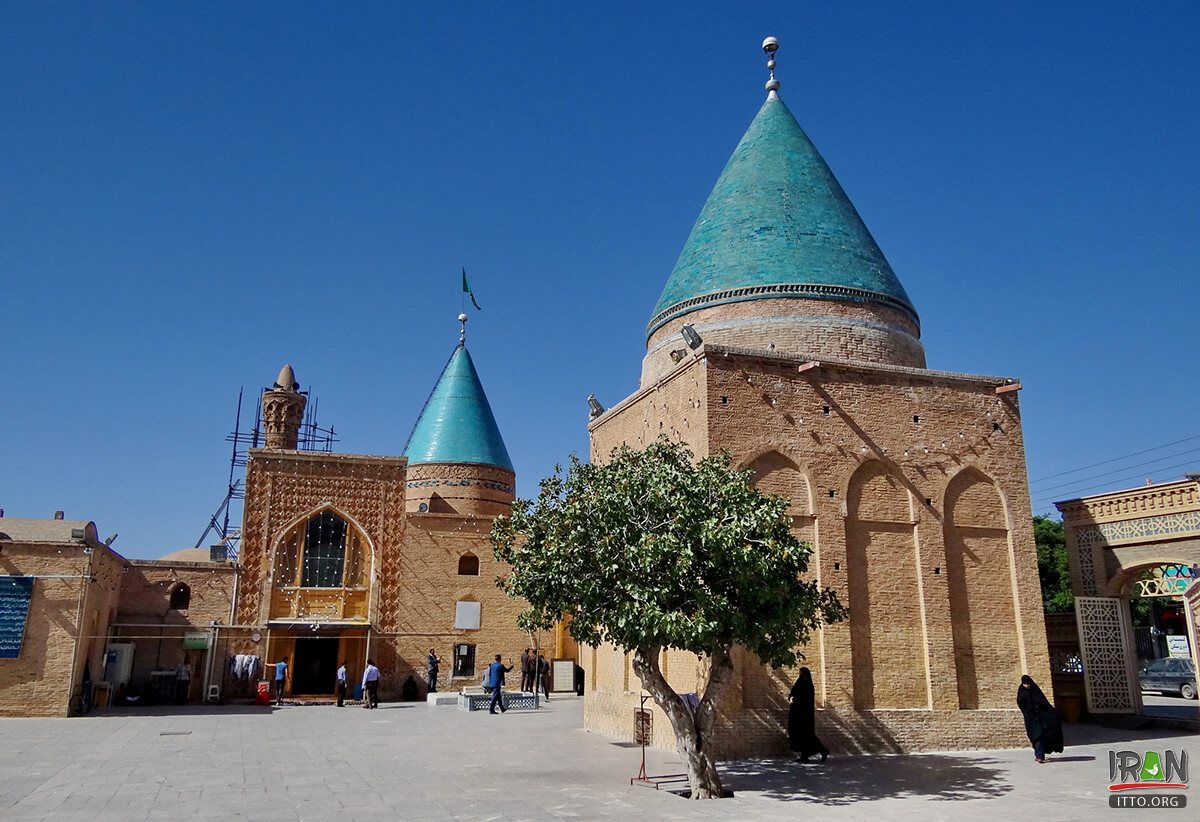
[[787, 668, 1065, 765], [477, 648, 554, 715], [520, 648, 552, 698]]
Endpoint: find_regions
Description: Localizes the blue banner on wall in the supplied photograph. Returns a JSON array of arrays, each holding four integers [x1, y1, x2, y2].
[[0, 577, 35, 659]]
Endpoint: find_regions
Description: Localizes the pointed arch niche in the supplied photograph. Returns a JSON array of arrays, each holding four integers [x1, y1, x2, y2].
[[742, 451, 819, 710], [270, 506, 372, 622], [744, 451, 814, 544], [943, 468, 1020, 709], [846, 461, 928, 709]]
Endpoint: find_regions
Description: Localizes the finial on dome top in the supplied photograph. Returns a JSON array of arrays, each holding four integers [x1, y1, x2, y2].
[[458, 312, 469, 344], [762, 36, 780, 97]]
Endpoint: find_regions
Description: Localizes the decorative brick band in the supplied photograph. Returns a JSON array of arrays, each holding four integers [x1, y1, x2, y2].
[[647, 282, 921, 337]]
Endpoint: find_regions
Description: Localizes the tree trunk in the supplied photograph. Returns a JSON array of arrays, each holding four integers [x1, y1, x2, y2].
[[632, 644, 735, 799]]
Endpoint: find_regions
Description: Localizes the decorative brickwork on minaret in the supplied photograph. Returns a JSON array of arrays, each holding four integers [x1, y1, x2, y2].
[[261, 364, 306, 450]]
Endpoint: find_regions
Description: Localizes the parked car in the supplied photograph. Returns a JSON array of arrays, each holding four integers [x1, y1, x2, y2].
[[1138, 657, 1197, 699]]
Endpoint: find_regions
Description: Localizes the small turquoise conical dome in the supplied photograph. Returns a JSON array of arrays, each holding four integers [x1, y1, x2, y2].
[[403, 344, 513, 471], [648, 94, 918, 337]]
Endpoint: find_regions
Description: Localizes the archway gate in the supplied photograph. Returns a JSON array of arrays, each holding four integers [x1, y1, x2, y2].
[[1056, 479, 1200, 715]]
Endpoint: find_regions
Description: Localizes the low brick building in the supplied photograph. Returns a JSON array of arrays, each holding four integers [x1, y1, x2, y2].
[[584, 46, 1050, 756], [0, 518, 124, 717], [110, 548, 238, 703]]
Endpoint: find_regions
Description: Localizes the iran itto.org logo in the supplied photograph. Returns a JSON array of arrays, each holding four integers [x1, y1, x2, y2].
[[1108, 749, 1188, 809]]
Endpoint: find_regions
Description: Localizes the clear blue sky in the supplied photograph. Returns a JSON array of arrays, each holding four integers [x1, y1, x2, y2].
[[3, 2, 1198, 557]]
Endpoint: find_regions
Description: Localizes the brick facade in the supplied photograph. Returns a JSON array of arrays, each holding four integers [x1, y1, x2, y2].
[[0, 522, 123, 718], [643, 298, 926, 386], [230, 448, 529, 700], [587, 346, 1051, 756], [112, 555, 238, 701]]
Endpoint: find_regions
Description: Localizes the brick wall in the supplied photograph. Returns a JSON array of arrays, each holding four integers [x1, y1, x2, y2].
[[112, 559, 237, 698], [0, 541, 123, 718], [587, 346, 1051, 755], [643, 298, 926, 386]]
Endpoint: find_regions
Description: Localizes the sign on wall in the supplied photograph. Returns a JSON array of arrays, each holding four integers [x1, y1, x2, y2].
[[0, 577, 35, 659], [1166, 635, 1191, 659], [454, 600, 481, 630]]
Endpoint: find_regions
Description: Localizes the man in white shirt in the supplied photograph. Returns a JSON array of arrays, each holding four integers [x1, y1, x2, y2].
[[362, 659, 381, 709], [336, 660, 348, 707]]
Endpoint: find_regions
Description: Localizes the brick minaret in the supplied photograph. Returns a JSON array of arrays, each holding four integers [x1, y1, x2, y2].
[[261, 364, 306, 450]]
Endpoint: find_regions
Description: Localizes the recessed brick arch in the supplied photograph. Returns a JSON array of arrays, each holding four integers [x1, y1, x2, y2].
[[846, 460, 927, 709], [943, 467, 1019, 709], [740, 450, 821, 709]]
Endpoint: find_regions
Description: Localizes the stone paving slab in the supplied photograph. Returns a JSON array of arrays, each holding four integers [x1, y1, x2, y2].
[[0, 696, 1196, 820]]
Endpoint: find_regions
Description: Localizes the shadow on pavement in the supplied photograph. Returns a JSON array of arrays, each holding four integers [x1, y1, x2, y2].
[[83, 704, 271, 717], [1063, 720, 1199, 748], [720, 754, 1011, 805]]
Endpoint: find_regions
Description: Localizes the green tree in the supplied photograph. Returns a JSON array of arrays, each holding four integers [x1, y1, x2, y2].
[[491, 440, 846, 799], [1034, 515, 1073, 614]]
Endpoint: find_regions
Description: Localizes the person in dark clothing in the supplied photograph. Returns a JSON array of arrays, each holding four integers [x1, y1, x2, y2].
[[486, 654, 513, 714], [788, 667, 829, 762], [520, 649, 534, 692], [1017, 674, 1063, 763], [537, 653, 551, 700], [426, 649, 440, 693]]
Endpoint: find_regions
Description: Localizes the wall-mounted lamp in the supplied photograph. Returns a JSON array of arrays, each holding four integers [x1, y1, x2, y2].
[[587, 394, 605, 420]]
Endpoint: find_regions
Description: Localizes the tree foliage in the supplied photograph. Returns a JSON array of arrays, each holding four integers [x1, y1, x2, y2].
[[1034, 515, 1074, 614], [491, 439, 846, 798]]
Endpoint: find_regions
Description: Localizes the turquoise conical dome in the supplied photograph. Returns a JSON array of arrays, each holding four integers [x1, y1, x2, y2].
[[647, 94, 918, 337], [403, 344, 513, 471]]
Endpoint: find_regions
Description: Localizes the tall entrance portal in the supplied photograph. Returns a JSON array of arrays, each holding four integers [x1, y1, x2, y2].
[[293, 637, 339, 695]]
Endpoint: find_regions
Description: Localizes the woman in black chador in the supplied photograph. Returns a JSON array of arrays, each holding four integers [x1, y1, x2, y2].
[[1016, 674, 1064, 763], [788, 667, 829, 762]]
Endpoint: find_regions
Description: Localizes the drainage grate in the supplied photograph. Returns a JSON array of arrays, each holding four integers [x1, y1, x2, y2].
[[159, 731, 192, 736]]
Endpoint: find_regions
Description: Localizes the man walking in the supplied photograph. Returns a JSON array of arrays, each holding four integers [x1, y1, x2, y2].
[[520, 648, 534, 693], [270, 656, 288, 706], [426, 649, 440, 693], [336, 660, 348, 707], [486, 654, 513, 715], [362, 658, 381, 709]]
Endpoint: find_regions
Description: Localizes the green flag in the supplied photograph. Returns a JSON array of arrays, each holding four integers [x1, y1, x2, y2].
[[462, 268, 481, 310]]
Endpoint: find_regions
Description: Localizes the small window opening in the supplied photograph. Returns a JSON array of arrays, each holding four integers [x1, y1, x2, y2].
[[169, 583, 191, 611], [452, 643, 476, 678], [458, 553, 480, 576], [822, 405, 831, 415], [913, 415, 921, 424]]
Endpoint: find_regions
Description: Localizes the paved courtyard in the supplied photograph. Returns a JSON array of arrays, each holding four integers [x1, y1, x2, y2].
[[0, 695, 1195, 820]]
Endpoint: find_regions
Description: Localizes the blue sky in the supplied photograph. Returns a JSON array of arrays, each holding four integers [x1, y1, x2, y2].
[[2, 2, 1198, 557]]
